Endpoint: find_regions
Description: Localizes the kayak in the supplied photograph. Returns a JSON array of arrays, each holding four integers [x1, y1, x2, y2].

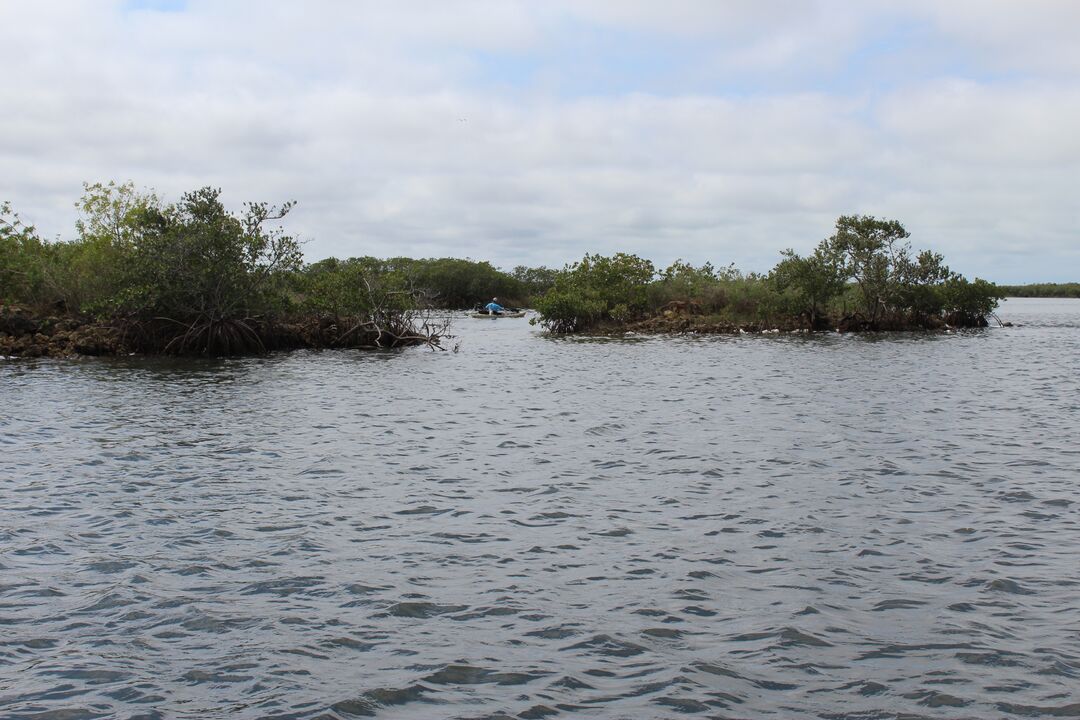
[[471, 311, 526, 318]]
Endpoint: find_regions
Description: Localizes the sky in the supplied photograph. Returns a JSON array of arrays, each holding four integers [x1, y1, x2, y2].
[[2, 1, 1078, 283]]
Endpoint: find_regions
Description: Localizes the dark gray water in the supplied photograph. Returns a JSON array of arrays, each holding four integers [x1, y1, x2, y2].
[[2, 298, 1079, 719]]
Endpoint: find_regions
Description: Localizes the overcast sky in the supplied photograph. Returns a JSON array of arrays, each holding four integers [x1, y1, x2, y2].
[[2, 1, 1078, 282]]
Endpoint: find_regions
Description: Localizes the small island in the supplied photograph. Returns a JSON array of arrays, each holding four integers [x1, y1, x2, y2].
[[531, 214, 1004, 335], [2, 183, 1011, 358]]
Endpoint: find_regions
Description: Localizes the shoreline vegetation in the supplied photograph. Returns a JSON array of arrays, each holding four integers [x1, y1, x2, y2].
[[532, 215, 1005, 336], [0, 182, 1043, 358], [996, 283, 1080, 298]]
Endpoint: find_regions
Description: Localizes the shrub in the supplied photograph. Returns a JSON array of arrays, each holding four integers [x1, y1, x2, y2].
[[103, 187, 303, 353], [402, 258, 524, 308], [769, 245, 846, 328], [941, 277, 1004, 327], [535, 253, 655, 333], [512, 265, 558, 302], [0, 201, 53, 307], [56, 181, 163, 316], [295, 256, 416, 319], [648, 260, 720, 309]]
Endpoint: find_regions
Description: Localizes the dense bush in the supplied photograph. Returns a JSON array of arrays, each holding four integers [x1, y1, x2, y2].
[[0, 202, 52, 306], [0, 184, 448, 355], [3, 183, 567, 355], [940, 277, 1005, 326], [534, 216, 1005, 333], [390, 257, 525, 308], [0, 192, 1015, 352], [512, 265, 558, 299], [770, 243, 847, 328], [534, 253, 656, 333], [297, 256, 391, 318], [649, 261, 720, 310], [293, 255, 547, 316], [12, 182, 304, 353]]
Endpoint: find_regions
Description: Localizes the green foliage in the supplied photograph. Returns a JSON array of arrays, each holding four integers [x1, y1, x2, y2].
[[0, 183, 168, 314], [512, 265, 558, 300], [769, 243, 846, 327], [0, 201, 52, 305], [398, 258, 523, 308], [116, 187, 302, 324], [822, 215, 912, 323], [941, 277, 1005, 326], [4, 190, 1009, 349], [57, 181, 164, 315], [75, 181, 160, 246], [791, 214, 1002, 328], [648, 261, 779, 322], [535, 253, 655, 332], [891, 249, 951, 320], [726, 273, 784, 325], [649, 260, 718, 308], [533, 216, 1001, 334], [295, 256, 414, 318], [297, 256, 535, 311], [532, 286, 608, 333], [997, 283, 1080, 298]]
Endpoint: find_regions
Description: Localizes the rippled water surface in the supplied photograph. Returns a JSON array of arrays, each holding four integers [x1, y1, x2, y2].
[[2, 298, 1079, 719]]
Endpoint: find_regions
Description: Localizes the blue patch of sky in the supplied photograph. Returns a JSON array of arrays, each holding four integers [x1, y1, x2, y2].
[[465, 15, 1012, 101], [466, 19, 701, 98], [123, 0, 187, 13], [831, 18, 1010, 92]]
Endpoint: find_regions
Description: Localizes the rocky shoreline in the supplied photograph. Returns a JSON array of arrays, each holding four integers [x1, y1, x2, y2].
[[0, 306, 120, 358], [0, 305, 444, 358], [625, 301, 990, 335], [1, 301, 1000, 359]]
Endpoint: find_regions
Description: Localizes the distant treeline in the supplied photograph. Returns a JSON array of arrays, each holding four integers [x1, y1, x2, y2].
[[998, 283, 1080, 298], [2, 183, 1006, 356]]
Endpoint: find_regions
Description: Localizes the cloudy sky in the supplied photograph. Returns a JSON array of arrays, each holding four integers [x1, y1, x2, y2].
[[2, 1, 1078, 282]]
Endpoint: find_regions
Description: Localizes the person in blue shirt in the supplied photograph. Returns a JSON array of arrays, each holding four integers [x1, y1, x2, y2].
[[484, 298, 504, 315]]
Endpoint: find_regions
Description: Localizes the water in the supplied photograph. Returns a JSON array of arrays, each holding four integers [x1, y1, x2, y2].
[[1, 298, 1078, 719]]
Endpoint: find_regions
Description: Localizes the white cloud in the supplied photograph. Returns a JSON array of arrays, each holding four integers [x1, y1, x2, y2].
[[1, 1, 1078, 282], [910, 0, 1080, 76]]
